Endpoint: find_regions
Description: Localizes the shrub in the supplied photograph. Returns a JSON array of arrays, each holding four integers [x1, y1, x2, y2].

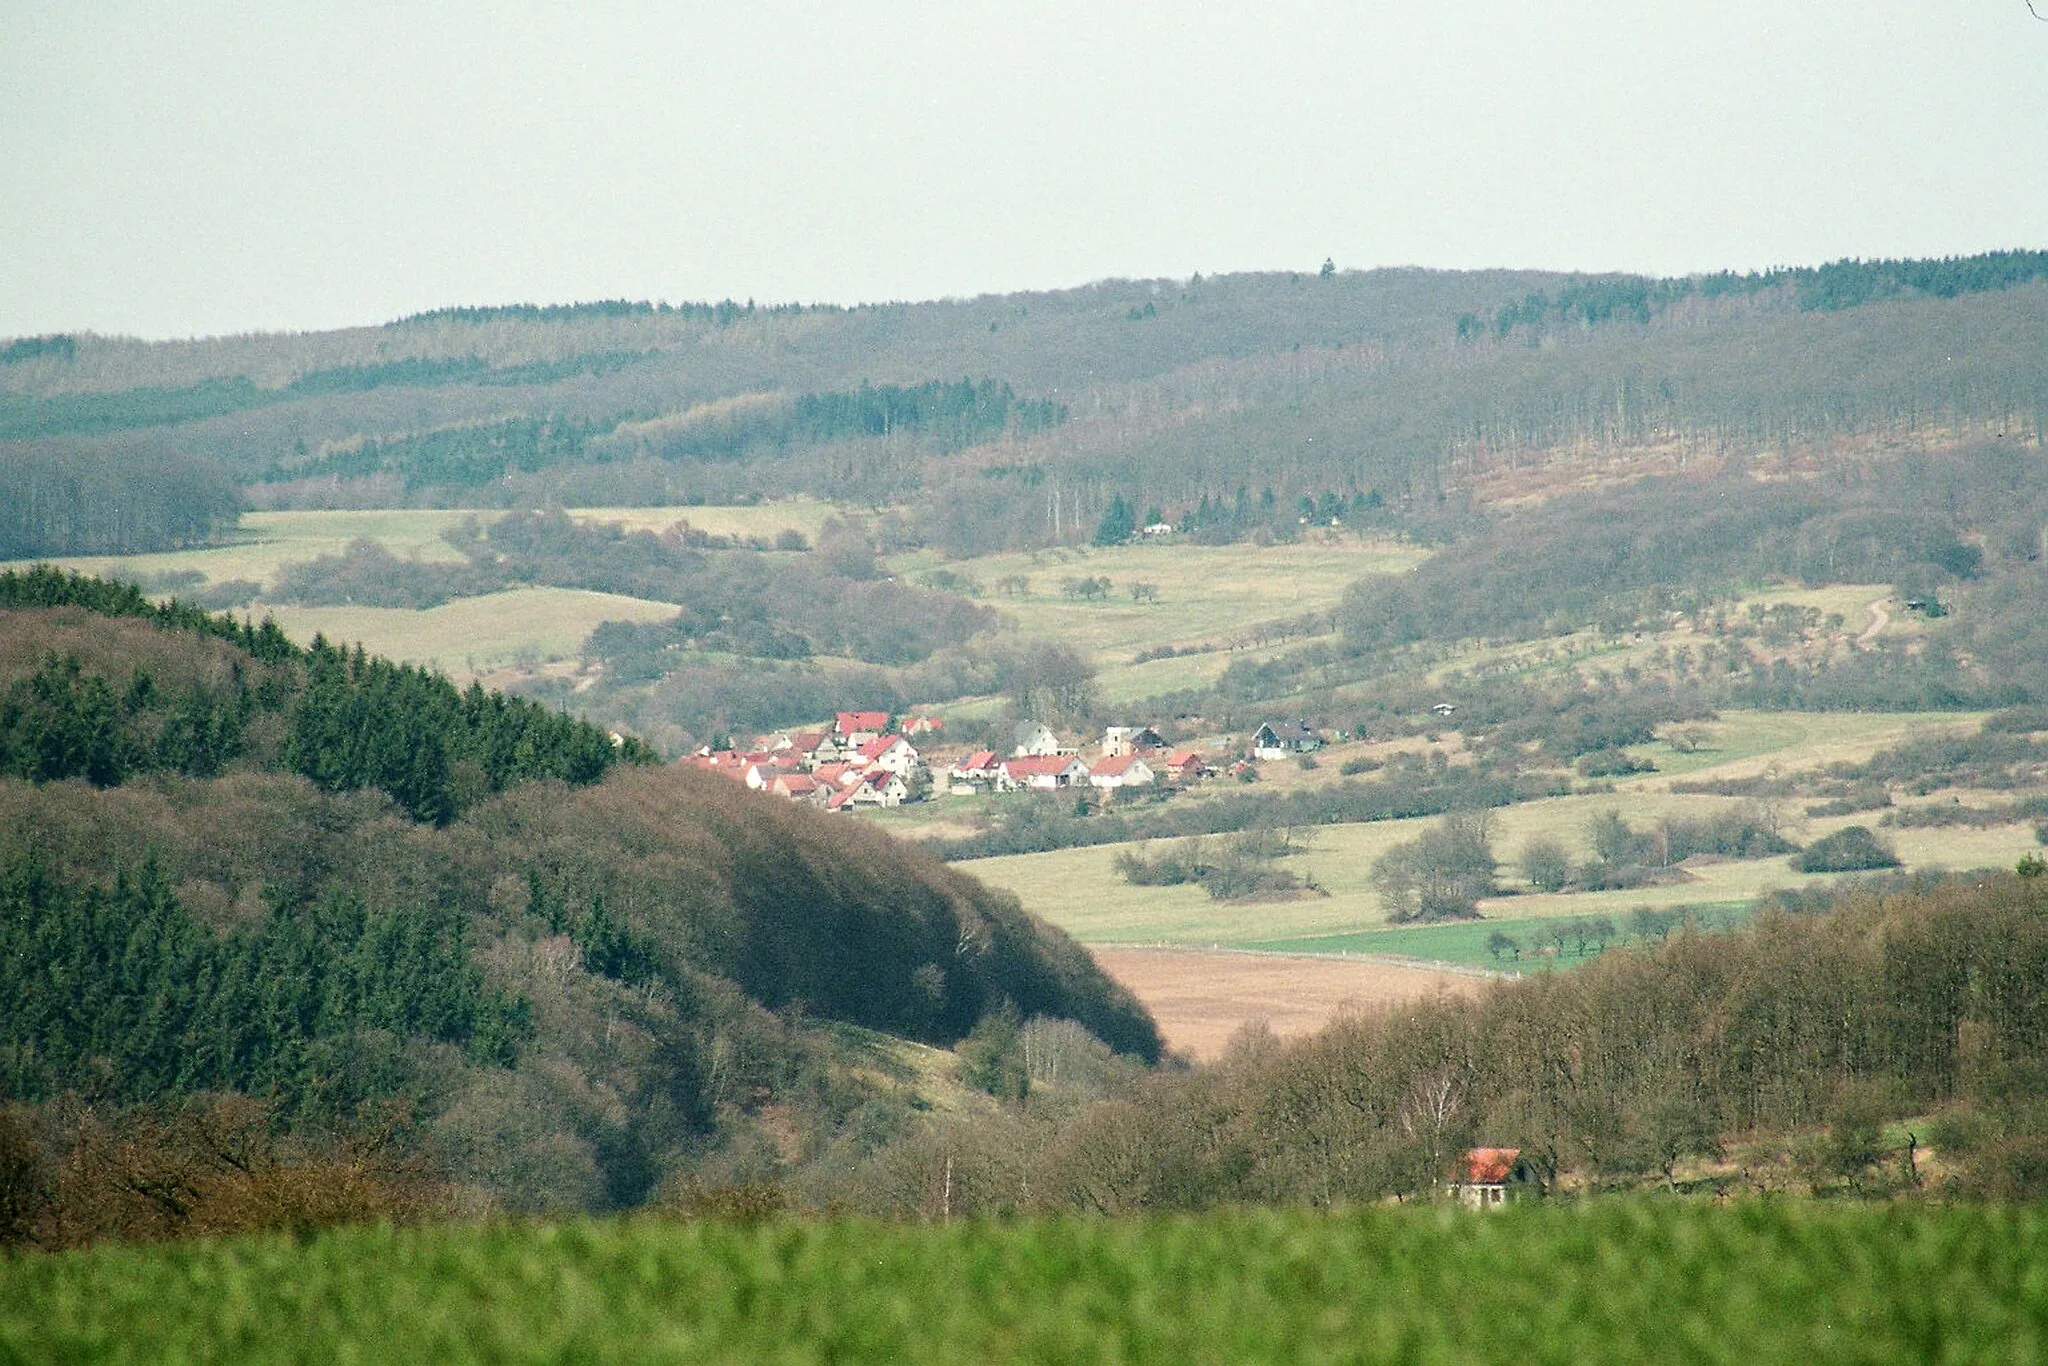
[[1794, 826, 1902, 873]]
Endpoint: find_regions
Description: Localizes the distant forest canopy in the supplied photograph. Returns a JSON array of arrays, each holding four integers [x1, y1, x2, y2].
[[390, 297, 835, 327], [0, 351, 653, 442], [0, 249, 2038, 543], [254, 379, 1067, 498], [1460, 248, 2048, 338], [0, 334, 77, 365]]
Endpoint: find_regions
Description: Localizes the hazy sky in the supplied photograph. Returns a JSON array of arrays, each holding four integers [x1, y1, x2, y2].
[[4, 3, 2045, 339]]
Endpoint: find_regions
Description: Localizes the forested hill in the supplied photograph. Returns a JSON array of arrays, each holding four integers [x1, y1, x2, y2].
[[0, 571, 1159, 1222], [4, 250, 2044, 557]]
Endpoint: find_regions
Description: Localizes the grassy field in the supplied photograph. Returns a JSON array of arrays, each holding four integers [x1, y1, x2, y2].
[[959, 704, 2029, 956], [890, 534, 1426, 664], [4, 1204, 2041, 1363], [563, 499, 848, 542], [252, 587, 680, 676], [4, 503, 843, 595]]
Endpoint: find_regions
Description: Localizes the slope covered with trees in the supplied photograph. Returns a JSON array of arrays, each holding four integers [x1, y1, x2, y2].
[[0, 574, 1157, 1231]]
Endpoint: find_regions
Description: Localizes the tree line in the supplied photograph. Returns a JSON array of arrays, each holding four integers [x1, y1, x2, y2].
[[0, 441, 239, 557], [811, 871, 2048, 1217]]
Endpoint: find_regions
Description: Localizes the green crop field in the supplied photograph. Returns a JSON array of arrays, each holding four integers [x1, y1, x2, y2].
[[4, 1204, 2041, 1364], [1245, 902, 1754, 972]]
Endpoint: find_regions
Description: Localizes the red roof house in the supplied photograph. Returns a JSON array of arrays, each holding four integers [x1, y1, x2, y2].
[[834, 711, 891, 739], [1451, 1148, 1537, 1208]]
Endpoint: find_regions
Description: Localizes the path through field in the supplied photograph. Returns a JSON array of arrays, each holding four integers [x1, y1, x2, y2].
[[1859, 594, 1891, 645], [1090, 948, 1491, 1061]]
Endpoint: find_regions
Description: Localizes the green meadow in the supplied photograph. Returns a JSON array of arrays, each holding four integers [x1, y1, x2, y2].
[[4, 1204, 2041, 1364]]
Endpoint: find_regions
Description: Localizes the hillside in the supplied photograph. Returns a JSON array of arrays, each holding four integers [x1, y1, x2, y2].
[[0, 572, 1157, 1240]]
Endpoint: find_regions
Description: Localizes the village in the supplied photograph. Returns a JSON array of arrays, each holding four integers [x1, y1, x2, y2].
[[679, 709, 1327, 812]]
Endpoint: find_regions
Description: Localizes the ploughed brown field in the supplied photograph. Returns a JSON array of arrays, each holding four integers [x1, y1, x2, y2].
[[1089, 948, 1489, 1062]]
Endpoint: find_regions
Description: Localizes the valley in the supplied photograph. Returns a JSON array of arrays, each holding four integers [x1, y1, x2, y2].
[[7, 255, 2048, 1258]]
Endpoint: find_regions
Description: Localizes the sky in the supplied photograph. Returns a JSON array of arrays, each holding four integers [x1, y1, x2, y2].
[[3, 2, 2045, 339]]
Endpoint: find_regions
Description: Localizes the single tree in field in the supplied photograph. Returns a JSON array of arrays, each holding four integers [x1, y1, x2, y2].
[[1520, 836, 1574, 893], [1370, 811, 1497, 922]]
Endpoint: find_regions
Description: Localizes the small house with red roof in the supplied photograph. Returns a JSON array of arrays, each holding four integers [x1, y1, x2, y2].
[[997, 754, 1089, 792], [1450, 1147, 1539, 1209], [1087, 755, 1155, 790], [844, 768, 910, 808], [1163, 750, 1210, 782], [901, 715, 945, 737], [949, 750, 1003, 794], [769, 773, 828, 806], [811, 762, 864, 790]]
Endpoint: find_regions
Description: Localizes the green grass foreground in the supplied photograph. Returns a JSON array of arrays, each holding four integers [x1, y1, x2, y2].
[[4, 1203, 2044, 1363]]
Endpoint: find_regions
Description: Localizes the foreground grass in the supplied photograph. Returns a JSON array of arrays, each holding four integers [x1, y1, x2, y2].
[[4, 1204, 2043, 1363]]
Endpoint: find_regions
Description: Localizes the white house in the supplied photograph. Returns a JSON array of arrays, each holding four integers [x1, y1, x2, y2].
[[843, 769, 911, 808], [1088, 755, 1155, 790], [996, 755, 1089, 792], [1012, 721, 1063, 757], [1252, 720, 1323, 760], [855, 733, 921, 777]]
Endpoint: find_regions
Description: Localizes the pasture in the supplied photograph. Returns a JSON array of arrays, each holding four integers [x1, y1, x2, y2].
[[889, 535, 1427, 665], [5, 502, 842, 597], [960, 707, 2031, 964], [5, 1205, 2042, 1364], [252, 587, 679, 676]]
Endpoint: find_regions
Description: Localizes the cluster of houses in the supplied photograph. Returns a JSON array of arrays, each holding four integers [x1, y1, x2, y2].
[[681, 710, 1326, 813]]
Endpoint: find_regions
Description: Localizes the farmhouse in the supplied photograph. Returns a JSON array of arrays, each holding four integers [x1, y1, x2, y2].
[[1252, 720, 1322, 759], [1012, 721, 1064, 757], [1449, 1148, 1540, 1209], [769, 773, 827, 806], [842, 768, 911, 809], [997, 754, 1089, 791], [1088, 755, 1155, 790], [1101, 725, 1165, 757], [1162, 750, 1210, 782]]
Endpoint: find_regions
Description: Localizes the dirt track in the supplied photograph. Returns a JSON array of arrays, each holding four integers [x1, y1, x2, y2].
[[1090, 948, 1490, 1062]]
